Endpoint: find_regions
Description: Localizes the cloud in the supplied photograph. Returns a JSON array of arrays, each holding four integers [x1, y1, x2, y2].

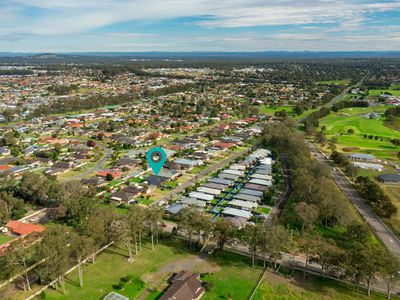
[[1, 0, 400, 51]]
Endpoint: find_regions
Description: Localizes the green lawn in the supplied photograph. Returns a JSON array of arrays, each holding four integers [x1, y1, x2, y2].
[[42, 239, 189, 300], [260, 105, 293, 115], [146, 290, 164, 300], [202, 251, 263, 300], [253, 270, 391, 300], [0, 234, 13, 245], [369, 89, 400, 96], [320, 109, 400, 161], [256, 206, 271, 214]]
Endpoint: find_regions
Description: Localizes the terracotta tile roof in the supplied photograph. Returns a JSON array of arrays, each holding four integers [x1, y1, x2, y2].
[[5, 220, 45, 236]]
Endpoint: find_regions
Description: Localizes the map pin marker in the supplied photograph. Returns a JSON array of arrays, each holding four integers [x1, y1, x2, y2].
[[147, 147, 167, 175]]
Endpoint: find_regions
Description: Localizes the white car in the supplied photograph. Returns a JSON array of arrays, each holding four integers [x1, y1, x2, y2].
[[29, 217, 39, 222], [158, 201, 165, 206]]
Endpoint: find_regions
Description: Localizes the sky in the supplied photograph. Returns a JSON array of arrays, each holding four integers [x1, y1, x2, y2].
[[1, 0, 400, 52]]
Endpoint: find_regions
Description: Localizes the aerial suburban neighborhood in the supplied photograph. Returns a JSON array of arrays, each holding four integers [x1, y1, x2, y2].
[[1, 1, 400, 299]]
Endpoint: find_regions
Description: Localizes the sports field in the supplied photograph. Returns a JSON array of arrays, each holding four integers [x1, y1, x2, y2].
[[320, 106, 400, 161]]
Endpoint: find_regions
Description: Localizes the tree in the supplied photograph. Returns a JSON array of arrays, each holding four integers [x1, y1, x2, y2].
[[82, 207, 117, 261], [382, 253, 400, 300], [146, 207, 164, 251], [299, 232, 321, 279], [242, 223, 262, 267], [37, 225, 72, 293], [178, 207, 199, 249], [213, 219, 234, 252], [314, 239, 343, 274], [266, 225, 290, 270], [70, 233, 95, 287], [127, 206, 146, 254], [362, 245, 385, 297], [0, 191, 25, 225], [2, 238, 38, 291], [294, 202, 319, 233], [105, 173, 114, 181], [108, 217, 134, 262], [87, 140, 96, 148]]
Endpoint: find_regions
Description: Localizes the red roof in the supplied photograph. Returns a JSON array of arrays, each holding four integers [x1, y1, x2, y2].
[[214, 142, 236, 149], [5, 220, 45, 236], [0, 165, 11, 171], [97, 170, 122, 179]]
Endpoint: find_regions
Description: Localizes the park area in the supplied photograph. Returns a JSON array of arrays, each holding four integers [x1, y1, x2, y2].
[[1, 236, 395, 300], [4, 239, 262, 300], [319, 106, 400, 161]]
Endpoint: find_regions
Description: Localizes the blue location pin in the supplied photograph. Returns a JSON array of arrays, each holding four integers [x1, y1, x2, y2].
[[147, 147, 167, 175]]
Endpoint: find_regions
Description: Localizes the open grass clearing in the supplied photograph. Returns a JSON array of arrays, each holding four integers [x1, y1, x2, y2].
[[0, 234, 14, 245], [39, 239, 190, 300], [368, 89, 400, 96], [253, 270, 391, 300]]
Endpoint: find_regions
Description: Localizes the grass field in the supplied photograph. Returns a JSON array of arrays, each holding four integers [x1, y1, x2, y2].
[[0, 234, 13, 245], [260, 105, 293, 115], [253, 270, 391, 300], [381, 184, 400, 235], [369, 89, 400, 96], [41, 239, 189, 300], [2, 236, 395, 300], [202, 252, 263, 300], [319, 107, 400, 161]]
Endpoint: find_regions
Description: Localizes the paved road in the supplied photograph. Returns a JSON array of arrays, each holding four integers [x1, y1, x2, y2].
[[324, 75, 368, 108], [309, 144, 400, 254], [65, 142, 113, 181], [151, 147, 252, 206]]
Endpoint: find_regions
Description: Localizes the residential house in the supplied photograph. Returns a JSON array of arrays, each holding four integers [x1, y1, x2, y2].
[[160, 271, 205, 300], [5, 220, 45, 236], [0, 146, 10, 156], [348, 153, 376, 162], [377, 174, 400, 184]]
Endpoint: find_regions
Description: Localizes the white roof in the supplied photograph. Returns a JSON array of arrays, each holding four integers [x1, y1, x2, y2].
[[223, 207, 252, 219], [259, 157, 273, 165], [180, 197, 207, 208], [188, 192, 214, 201], [353, 162, 383, 171], [218, 173, 239, 180], [229, 199, 257, 209], [234, 193, 261, 202], [251, 173, 272, 180], [221, 169, 244, 176], [197, 187, 221, 195], [249, 178, 272, 186], [229, 164, 246, 170]]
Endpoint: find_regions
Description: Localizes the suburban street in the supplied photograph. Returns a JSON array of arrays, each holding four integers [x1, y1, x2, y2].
[[324, 75, 368, 108], [309, 143, 400, 254], [64, 142, 113, 181]]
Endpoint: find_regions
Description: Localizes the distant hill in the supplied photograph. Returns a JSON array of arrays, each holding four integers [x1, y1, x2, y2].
[[0, 51, 400, 60]]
